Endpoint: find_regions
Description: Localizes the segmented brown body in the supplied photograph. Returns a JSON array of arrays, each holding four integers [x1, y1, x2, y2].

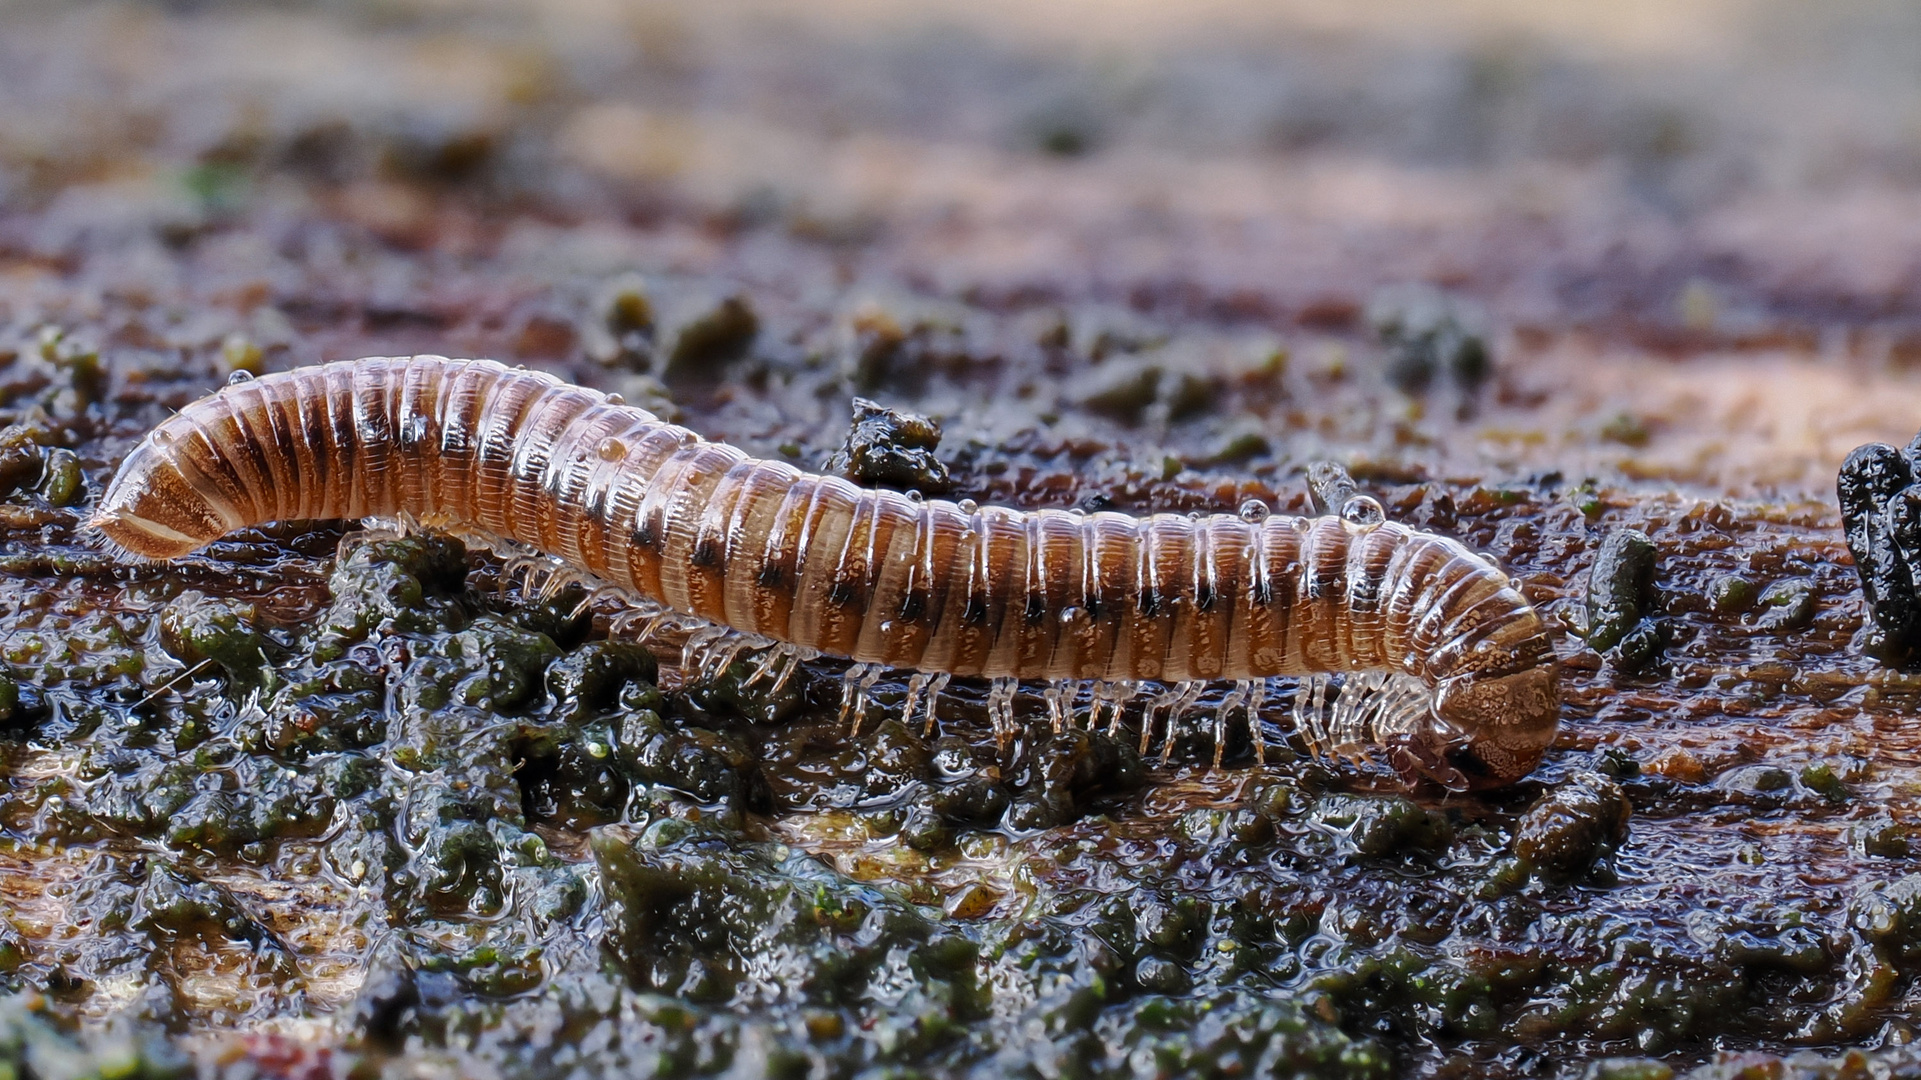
[[91, 356, 1560, 787]]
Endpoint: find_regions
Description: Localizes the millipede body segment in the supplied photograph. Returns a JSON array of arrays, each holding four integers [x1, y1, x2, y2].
[[91, 356, 1561, 789]]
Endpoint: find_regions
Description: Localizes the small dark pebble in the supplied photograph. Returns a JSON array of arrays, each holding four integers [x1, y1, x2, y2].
[[37, 448, 81, 506], [1715, 764, 1793, 796], [585, 273, 656, 370]]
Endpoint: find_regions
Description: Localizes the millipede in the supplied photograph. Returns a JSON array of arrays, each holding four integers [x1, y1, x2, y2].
[[90, 355, 1561, 789]]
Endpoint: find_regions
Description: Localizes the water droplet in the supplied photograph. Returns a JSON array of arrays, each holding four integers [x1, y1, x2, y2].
[[152, 430, 174, 446], [597, 438, 627, 462], [1342, 495, 1386, 529], [1187, 510, 1205, 520], [958, 498, 979, 514], [605, 392, 625, 405], [226, 370, 255, 385], [1068, 507, 1085, 517], [1238, 499, 1271, 523], [905, 489, 924, 502]]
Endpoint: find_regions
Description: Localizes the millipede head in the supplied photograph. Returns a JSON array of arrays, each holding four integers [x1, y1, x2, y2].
[[89, 429, 229, 560], [1426, 664, 1562, 789]]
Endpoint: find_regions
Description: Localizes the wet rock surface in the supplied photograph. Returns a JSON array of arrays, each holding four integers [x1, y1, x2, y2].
[[9, 1, 1921, 1078]]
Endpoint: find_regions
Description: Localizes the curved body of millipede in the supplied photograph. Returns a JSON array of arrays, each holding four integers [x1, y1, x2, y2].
[[91, 355, 1560, 789]]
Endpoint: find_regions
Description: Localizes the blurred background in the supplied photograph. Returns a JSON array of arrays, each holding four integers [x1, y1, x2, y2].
[[6, 0, 1921, 496], [8, 0, 1921, 501]]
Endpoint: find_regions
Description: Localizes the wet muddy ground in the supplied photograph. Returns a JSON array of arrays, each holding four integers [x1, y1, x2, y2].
[[10, 2, 1921, 1078]]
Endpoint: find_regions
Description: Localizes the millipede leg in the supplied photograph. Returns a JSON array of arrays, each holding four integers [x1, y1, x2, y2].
[[987, 677, 1019, 745], [1155, 680, 1206, 761], [1212, 680, 1254, 769], [839, 663, 885, 736], [1293, 674, 1333, 759], [1101, 681, 1138, 739], [920, 672, 950, 737], [901, 671, 951, 738], [768, 650, 806, 696], [699, 636, 753, 683], [902, 672, 929, 734], [1247, 679, 1270, 764], [679, 624, 727, 673], [1043, 680, 1073, 733], [743, 645, 787, 687]]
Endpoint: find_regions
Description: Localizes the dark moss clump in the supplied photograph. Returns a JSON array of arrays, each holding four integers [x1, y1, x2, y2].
[[1365, 285, 1492, 395], [1002, 727, 1143, 830], [822, 397, 951, 492], [1587, 527, 1665, 670], [839, 303, 975, 394], [1069, 357, 1165, 424], [157, 593, 275, 690], [1310, 793, 1454, 859], [1512, 771, 1632, 881], [663, 294, 760, 380], [1840, 434, 1921, 657], [1753, 579, 1816, 632], [585, 274, 656, 370], [597, 820, 980, 1018]]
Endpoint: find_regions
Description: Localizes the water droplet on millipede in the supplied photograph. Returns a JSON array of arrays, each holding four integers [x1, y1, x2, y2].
[[1068, 507, 1085, 517], [1187, 510, 1204, 520], [605, 392, 625, 405], [958, 498, 979, 514], [1238, 499, 1271, 523], [597, 438, 627, 462], [226, 370, 255, 385], [1342, 495, 1385, 529], [906, 489, 924, 502]]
